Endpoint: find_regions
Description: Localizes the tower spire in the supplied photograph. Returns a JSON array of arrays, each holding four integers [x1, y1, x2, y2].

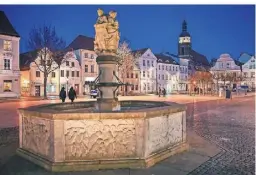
[[182, 20, 187, 32]]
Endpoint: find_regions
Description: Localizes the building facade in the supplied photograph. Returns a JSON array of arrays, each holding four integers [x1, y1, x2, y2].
[[0, 11, 21, 98], [20, 49, 81, 97], [241, 55, 255, 90], [68, 35, 98, 95], [155, 54, 180, 94], [210, 54, 242, 89], [134, 48, 157, 94]]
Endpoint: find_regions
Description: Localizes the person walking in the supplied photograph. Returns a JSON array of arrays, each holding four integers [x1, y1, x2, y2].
[[68, 87, 77, 103], [162, 88, 166, 97], [59, 87, 66, 103], [158, 87, 161, 97]]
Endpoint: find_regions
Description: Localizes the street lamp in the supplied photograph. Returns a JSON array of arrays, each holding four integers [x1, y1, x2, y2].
[[66, 77, 69, 95]]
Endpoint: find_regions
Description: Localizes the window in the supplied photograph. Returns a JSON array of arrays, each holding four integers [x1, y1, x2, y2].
[[244, 72, 247, 77], [77, 71, 79, 77], [91, 65, 94, 73], [176, 67, 178, 71], [165, 74, 168, 80], [84, 53, 88, 58], [85, 65, 88, 72], [4, 59, 10, 70], [3, 80, 12, 92], [135, 85, 138, 90], [66, 70, 69, 77], [181, 47, 185, 55], [135, 74, 138, 78], [162, 74, 164, 80], [72, 71, 75, 77], [147, 71, 150, 78], [71, 62, 75, 67], [166, 66, 168, 70], [131, 73, 134, 78], [173, 66, 174, 71], [152, 71, 155, 78], [147, 83, 150, 90], [3, 40, 12, 51], [61, 70, 64, 77], [143, 71, 145, 77], [143, 83, 146, 90], [52, 72, 56, 78], [127, 73, 129, 78], [159, 65, 160, 70], [147, 60, 150, 66], [251, 72, 255, 78], [151, 61, 154, 67], [66, 61, 69, 66], [143, 60, 145, 66], [169, 66, 171, 71], [91, 54, 94, 59], [226, 63, 230, 68], [162, 65, 164, 70], [36, 71, 40, 77], [158, 74, 160, 79], [131, 85, 134, 90]]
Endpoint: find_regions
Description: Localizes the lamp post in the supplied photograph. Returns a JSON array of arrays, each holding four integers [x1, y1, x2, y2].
[[66, 76, 69, 95]]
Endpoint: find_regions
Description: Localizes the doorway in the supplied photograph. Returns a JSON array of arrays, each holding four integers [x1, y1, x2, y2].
[[35, 86, 40, 96]]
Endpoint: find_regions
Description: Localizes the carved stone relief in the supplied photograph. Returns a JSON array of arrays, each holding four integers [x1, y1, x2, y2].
[[22, 115, 50, 157], [64, 119, 136, 160], [147, 113, 183, 155]]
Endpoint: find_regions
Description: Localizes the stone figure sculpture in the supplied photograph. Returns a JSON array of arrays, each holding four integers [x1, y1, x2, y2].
[[94, 8, 120, 55]]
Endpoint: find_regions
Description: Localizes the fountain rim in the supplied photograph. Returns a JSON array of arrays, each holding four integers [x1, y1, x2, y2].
[[18, 100, 186, 120]]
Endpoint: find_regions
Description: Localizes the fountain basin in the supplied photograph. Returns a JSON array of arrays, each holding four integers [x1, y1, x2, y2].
[[17, 101, 188, 172]]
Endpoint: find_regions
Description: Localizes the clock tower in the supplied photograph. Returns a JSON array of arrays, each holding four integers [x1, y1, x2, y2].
[[178, 20, 191, 58]]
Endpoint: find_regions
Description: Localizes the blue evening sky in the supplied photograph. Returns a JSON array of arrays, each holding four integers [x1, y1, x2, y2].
[[0, 5, 255, 61]]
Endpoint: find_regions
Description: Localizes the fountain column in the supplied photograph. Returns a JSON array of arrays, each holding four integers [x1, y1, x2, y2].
[[93, 9, 121, 111]]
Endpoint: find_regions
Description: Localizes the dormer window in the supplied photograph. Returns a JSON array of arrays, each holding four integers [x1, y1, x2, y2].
[[3, 40, 12, 51]]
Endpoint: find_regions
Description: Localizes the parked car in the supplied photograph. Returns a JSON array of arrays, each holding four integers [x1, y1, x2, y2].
[[238, 85, 249, 92], [90, 89, 98, 98]]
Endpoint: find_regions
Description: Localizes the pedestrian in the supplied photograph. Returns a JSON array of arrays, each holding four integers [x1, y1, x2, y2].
[[162, 88, 166, 97], [68, 87, 77, 103], [158, 87, 161, 97], [59, 87, 66, 103]]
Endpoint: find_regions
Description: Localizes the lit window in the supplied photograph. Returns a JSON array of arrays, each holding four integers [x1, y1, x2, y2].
[[4, 59, 10, 70], [3, 80, 12, 92], [4, 40, 12, 51]]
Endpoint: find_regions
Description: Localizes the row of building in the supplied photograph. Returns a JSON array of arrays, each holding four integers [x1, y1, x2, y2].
[[0, 11, 255, 98]]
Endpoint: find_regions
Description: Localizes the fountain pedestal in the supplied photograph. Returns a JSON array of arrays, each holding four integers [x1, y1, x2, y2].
[[95, 55, 121, 111]]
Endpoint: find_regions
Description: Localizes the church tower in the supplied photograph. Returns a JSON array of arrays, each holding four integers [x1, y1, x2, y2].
[[178, 20, 191, 58]]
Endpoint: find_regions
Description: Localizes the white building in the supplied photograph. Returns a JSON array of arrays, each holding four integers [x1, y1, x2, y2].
[[67, 35, 98, 94], [0, 11, 21, 98], [59, 51, 81, 95], [241, 55, 255, 90], [210, 54, 242, 88], [155, 54, 180, 94], [20, 49, 81, 96], [133, 48, 157, 94]]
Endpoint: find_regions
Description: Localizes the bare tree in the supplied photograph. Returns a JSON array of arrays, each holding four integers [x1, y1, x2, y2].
[[116, 41, 141, 95], [27, 25, 67, 99]]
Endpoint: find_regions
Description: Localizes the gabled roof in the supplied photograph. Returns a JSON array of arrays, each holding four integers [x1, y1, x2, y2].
[[132, 48, 149, 56], [67, 35, 94, 51], [20, 50, 39, 71], [190, 49, 209, 67], [238, 53, 253, 64], [155, 54, 179, 65], [0, 11, 20, 37]]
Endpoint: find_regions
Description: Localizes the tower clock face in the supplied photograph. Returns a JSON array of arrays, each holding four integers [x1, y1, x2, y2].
[[179, 37, 191, 43]]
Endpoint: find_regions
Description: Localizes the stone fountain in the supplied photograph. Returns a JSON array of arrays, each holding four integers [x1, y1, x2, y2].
[[17, 8, 188, 172]]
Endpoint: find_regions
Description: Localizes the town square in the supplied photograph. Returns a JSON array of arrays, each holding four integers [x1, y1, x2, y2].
[[0, 4, 255, 175]]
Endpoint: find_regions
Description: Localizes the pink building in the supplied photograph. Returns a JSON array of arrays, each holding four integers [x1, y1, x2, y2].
[[0, 11, 20, 98]]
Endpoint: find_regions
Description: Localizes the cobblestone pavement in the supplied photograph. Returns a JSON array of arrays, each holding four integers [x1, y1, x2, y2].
[[0, 96, 255, 175], [186, 96, 255, 175]]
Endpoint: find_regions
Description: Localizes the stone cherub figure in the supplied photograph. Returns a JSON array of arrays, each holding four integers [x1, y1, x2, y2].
[[94, 8, 120, 55]]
